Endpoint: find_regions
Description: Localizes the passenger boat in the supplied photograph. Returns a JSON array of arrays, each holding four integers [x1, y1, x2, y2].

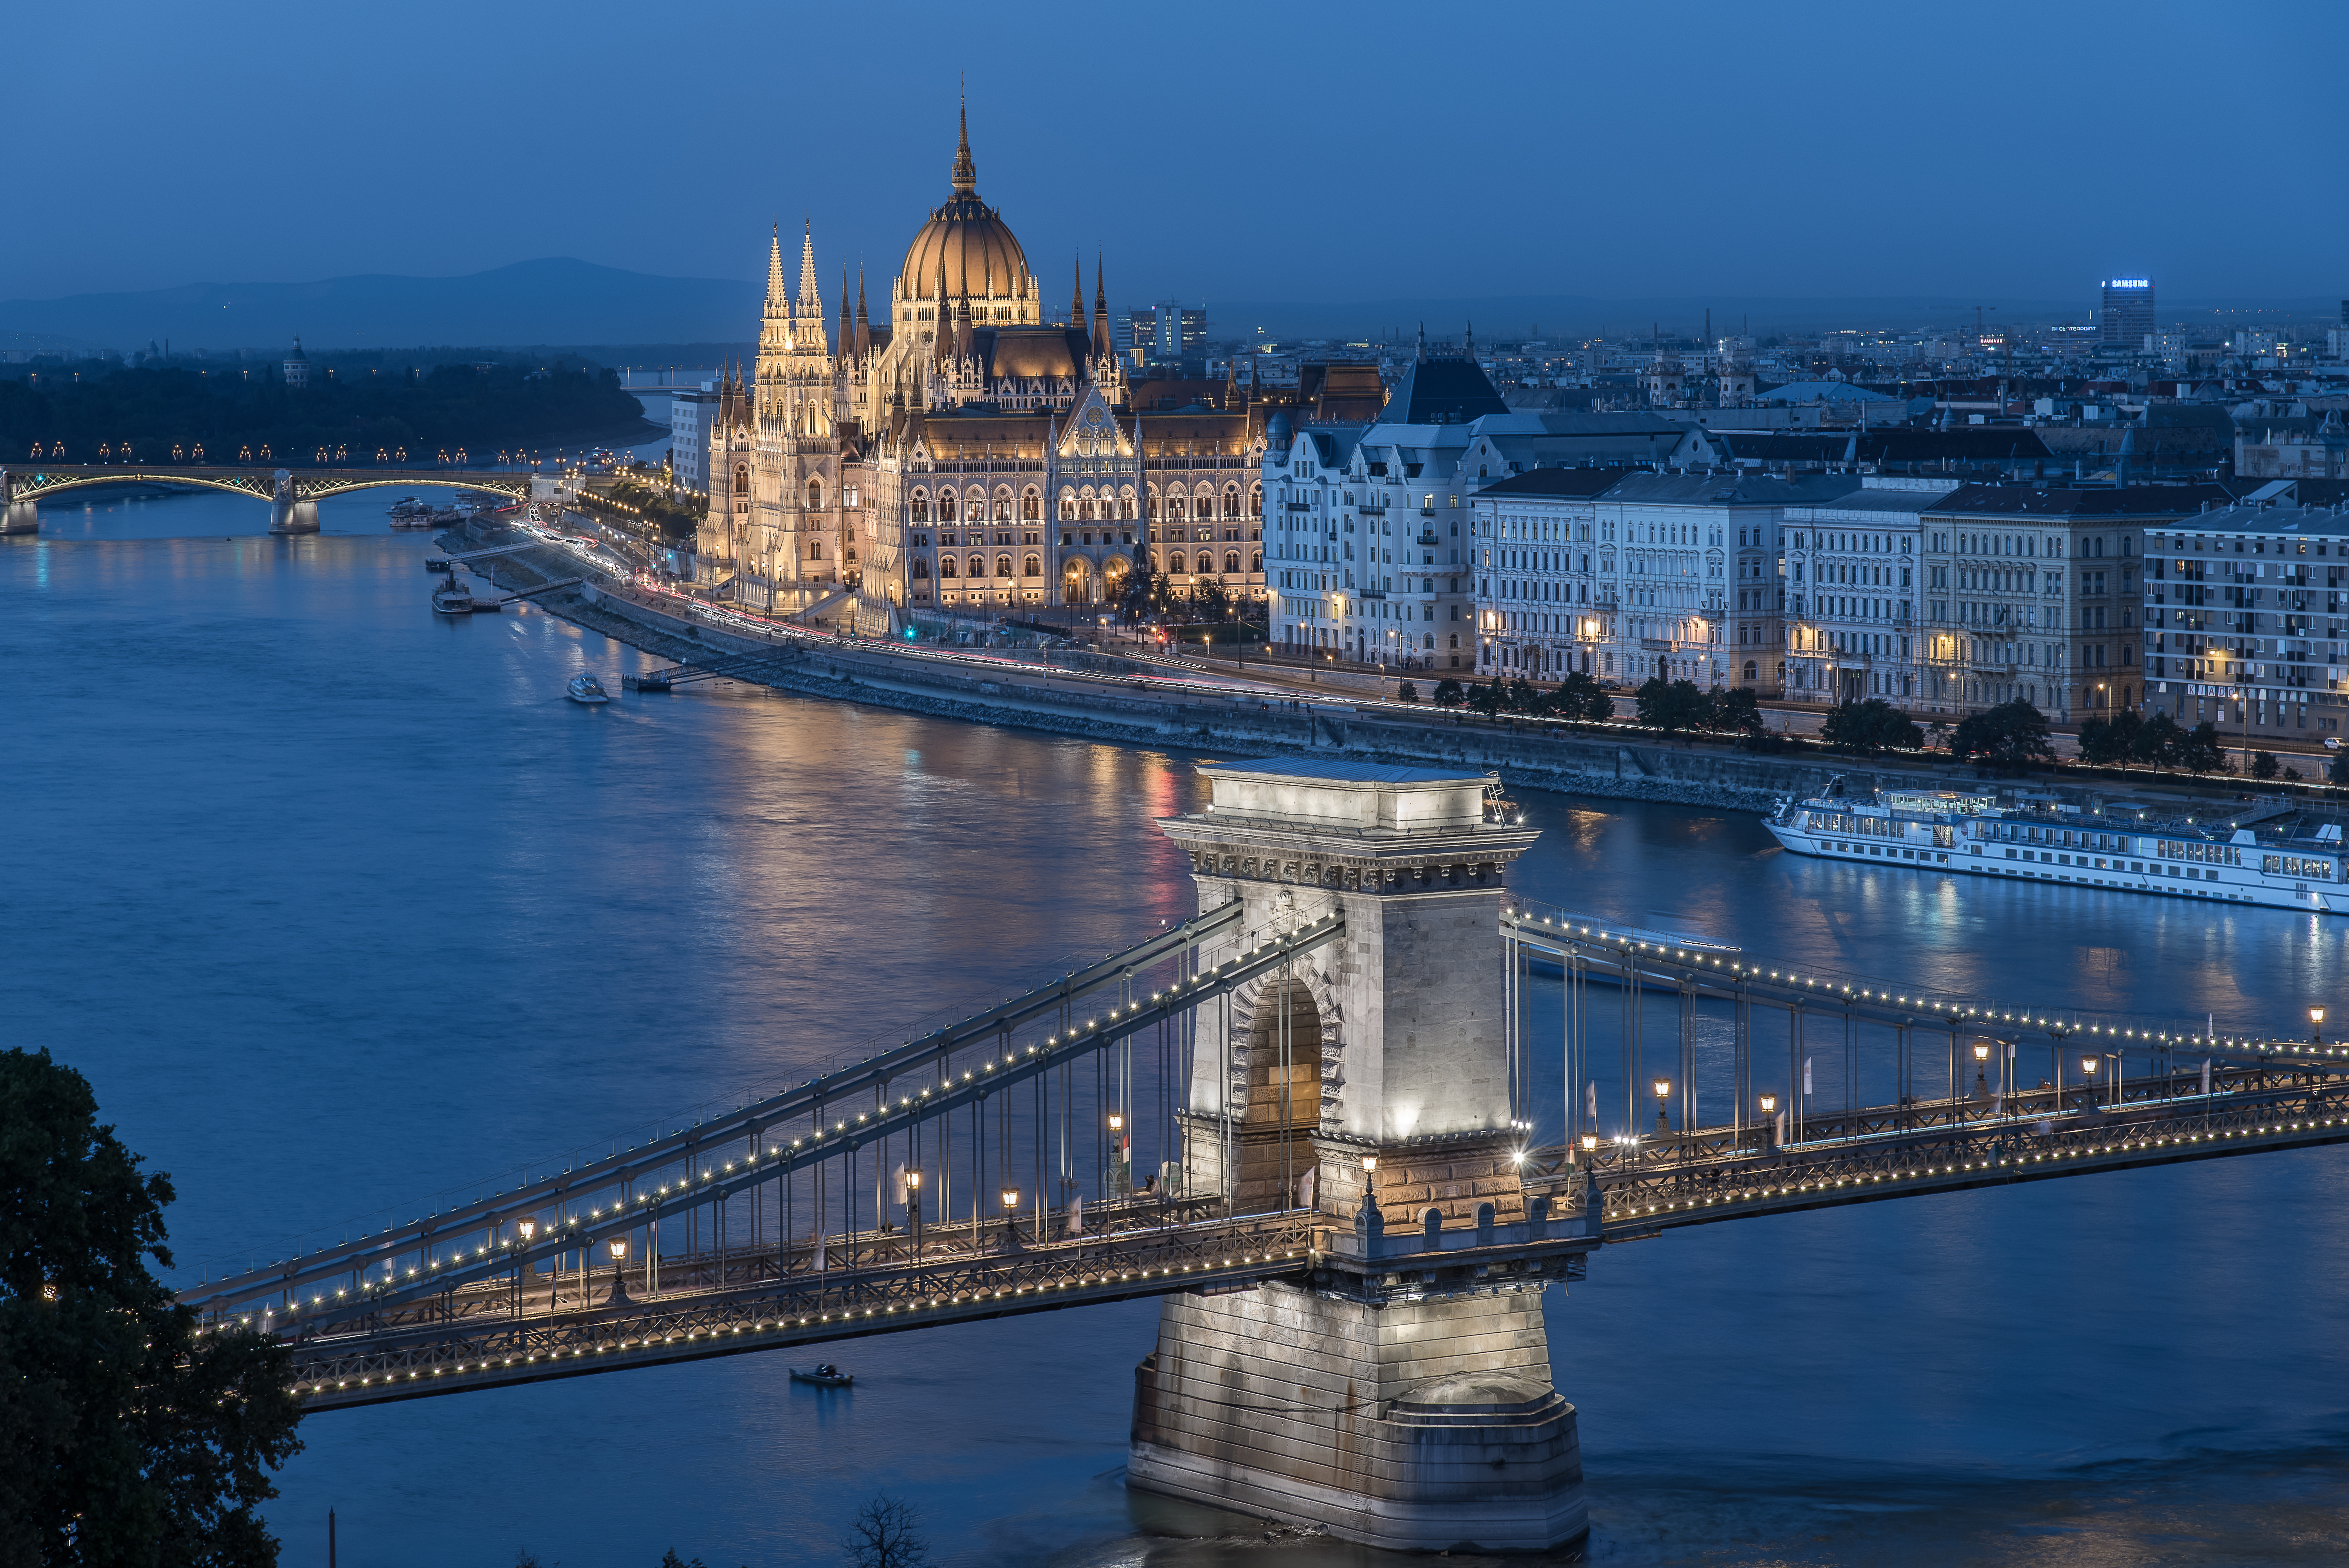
[[431, 579, 474, 615], [1765, 778, 2344, 913], [424, 558, 452, 573], [789, 1365, 852, 1388], [566, 672, 610, 705]]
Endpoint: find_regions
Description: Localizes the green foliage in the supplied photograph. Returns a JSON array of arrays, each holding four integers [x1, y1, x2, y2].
[[0, 1047, 304, 1567], [2252, 750, 2281, 780], [2076, 709, 2145, 766], [1821, 698, 1924, 757], [1396, 679, 1418, 703], [1191, 579, 1232, 621], [2331, 750, 2349, 787], [1432, 678, 1466, 709], [0, 362, 645, 465], [2178, 721, 2226, 773], [1949, 700, 2054, 772], [1633, 677, 1711, 735], [1713, 686, 1766, 739], [1551, 670, 1614, 724]]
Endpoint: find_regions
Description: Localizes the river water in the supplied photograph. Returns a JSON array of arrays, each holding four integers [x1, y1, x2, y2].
[[9, 486, 2349, 1568]]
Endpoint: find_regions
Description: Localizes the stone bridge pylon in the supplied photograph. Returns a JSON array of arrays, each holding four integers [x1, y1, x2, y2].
[[1128, 760, 1586, 1552]]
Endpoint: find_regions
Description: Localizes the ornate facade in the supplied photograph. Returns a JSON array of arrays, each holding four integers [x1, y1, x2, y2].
[[699, 109, 1273, 631]]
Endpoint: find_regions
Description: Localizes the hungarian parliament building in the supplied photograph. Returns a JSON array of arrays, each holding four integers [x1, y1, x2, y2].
[[695, 110, 1381, 633]]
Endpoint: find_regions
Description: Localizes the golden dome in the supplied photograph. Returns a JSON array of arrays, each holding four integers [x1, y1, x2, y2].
[[896, 107, 1030, 301]]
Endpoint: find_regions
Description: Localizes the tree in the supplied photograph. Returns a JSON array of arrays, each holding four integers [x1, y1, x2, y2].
[[2178, 721, 2226, 773], [841, 1495, 931, 1568], [2330, 749, 2349, 787], [2252, 750, 2282, 780], [1634, 678, 1708, 735], [1190, 579, 1231, 623], [1396, 679, 1418, 703], [2077, 709, 2145, 767], [1548, 670, 1612, 725], [0, 1047, 305, 1567], [1821, 698, 1923, 757], [1468, 680, 1507, 719], [1712, 686, 1765, 739], [1432, 678, 1465, 709], [2130, 712, 2187, 769], [1949, 699, 2054, 773]]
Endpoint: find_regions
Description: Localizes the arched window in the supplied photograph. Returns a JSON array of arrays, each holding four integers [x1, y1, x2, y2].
[[1250, 550, 1262, 573], [995, 555, 1013, 578], [1249, 484, 1263, 517], [807, 539, 824, 559], [1147, 491, 1161, 519], [967, 555, 985, 579], [1150, 552, 1163, 573], [1224, 486, 1241, 518], [1448, 633, 1459, 649], [1422, 634, 1434, 649], [912, 559, 931, 580], [1743, 660, 1757, 681], [939, 557, 957, 579], [966, 490, 984, 521], [734, 464, 749, 493], [1121, 490, 1137, 519], [807, 479, 823, 509], [1023, 553, 1041, 577], [1060, 489, 1077, 520], [1224, 551, 1240, 575], [940, 492, 957, 522], [993, 491, 1011, 521], [1169, 552, 1188, 574], [1022, 489, 1040, 520], [911, 490, 929, 522], [1167, 493, 1186, 519]]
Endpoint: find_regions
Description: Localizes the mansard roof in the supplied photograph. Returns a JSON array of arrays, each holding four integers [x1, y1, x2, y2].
[[980, 326, 1090, 382], [1376, 355, 1508, 426]]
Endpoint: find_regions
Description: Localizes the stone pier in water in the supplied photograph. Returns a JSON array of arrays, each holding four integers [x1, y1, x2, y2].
[[1127, 759, 1586, 1552]]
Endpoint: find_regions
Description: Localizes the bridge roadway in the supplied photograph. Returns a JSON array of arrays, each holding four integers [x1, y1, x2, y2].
[[2, 464, 530, 504], [183, 905, 1337, 1324], [190, 896, 2349, 1411]]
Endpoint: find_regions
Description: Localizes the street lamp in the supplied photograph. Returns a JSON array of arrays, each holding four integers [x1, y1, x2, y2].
[[1757, 1092, 1779, 1148], [2079, 1053, 2098, 1109], [2312, 1007, 2327, 1048], [605, 1236, 629, 1305], [1000, 1184, 1021, 1249], [1652, 1077, 1672, 1134], [905, 1168, 924, 1264], [1973, 1041, 1992, 1100]]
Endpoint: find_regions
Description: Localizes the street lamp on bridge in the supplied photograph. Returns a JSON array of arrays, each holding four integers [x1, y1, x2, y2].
[[2313, 1007, 2327, 1048], [1651, 1077, 1672, 1135], [1973, 1042, 1992, 1101], [606, 1236, 629, 1305]]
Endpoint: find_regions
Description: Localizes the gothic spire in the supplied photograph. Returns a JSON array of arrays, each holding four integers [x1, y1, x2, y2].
[[797, 223, 822, 324], [1091, 254, 1111, 360], [764, 226, 787, 317], [839, 265, 852, 357], [951, 95, 976, 195], [855, 264, 870, 356], [934, 254, 952, 368], [1071, 254, 1085, 328]]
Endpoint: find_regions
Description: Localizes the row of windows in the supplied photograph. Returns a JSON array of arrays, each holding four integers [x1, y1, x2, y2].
[[908, 551, 1264, 580], [905, 486, 1263, 524]]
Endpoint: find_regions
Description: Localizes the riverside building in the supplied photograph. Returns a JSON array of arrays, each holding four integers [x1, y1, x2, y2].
[[1779, 482, 1955, 704], [2141, 501, 2349, 742], [697, 107, 1273, 629]]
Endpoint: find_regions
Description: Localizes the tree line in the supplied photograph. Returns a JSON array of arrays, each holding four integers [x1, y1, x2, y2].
[[1, 362, 649, 465]]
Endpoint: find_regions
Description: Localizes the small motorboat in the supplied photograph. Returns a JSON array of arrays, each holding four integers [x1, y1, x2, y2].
[[790, 1364, 852, 1388], [566, 672, 610, 705], [424, 558, 452, 573], [431, 579, 475, 615]]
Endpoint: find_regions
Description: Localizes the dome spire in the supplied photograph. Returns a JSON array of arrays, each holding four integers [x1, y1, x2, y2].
[[951, 93, 976, 195]]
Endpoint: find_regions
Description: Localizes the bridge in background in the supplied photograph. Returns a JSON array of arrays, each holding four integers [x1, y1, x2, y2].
[[1, 464, 530, 535], [179, 761, 2347, 1551]]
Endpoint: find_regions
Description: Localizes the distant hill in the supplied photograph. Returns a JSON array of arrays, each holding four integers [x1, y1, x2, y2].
[[0, 259, 762, 354]]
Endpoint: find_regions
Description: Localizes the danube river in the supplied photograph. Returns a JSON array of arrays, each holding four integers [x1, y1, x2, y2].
[[9, 487, 2349, 1567]]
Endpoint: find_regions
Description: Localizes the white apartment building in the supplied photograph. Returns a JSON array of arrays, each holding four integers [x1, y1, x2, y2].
[[1464, 468, 1623, 679], [1266, 414, 1369, 657], [1779, 481, 1956, 704]]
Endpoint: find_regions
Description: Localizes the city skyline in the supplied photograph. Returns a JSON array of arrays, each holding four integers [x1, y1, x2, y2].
[[11, 0, 2346, 312]]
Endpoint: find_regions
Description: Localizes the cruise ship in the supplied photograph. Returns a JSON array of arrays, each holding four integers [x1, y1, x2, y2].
[[1764, 781, 2344, 913]]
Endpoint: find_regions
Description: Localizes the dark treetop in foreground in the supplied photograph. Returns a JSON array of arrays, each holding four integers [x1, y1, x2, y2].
[[0, 1048, 303, 1568]]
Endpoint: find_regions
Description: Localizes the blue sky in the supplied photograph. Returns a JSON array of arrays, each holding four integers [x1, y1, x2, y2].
[[13, 0, 2345, 309]]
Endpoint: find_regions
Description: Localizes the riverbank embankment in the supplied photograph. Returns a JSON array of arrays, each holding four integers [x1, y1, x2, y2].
[[449, 525, 2279, 818]]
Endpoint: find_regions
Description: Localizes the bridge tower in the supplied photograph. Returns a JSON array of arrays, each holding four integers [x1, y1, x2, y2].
[[265, 470, 319, 535], [1129, 760, 1585, 1552], [0, 470, 36, 535]]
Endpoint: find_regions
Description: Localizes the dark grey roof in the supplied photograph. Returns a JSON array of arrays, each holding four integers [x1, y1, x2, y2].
[[1785, 487, 1961, 517], [1474, 467, 1628, 501], [1600, 472, 1863, 507], [1925, 483, 2234, 517], [1376, 356, 1508, 426], [2146, 503, 2349, 538], [1201, 758, 1486, 785]]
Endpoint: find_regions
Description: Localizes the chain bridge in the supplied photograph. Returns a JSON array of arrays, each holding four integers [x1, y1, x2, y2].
[[1, 463, 528, 535], [182, 761, 2345, 1553]]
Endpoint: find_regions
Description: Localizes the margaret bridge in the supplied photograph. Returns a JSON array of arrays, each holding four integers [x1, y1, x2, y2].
[[176, 760, 2349, 1551], [1, 463, 529, 535]]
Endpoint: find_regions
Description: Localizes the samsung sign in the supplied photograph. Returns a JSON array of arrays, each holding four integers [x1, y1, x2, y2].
[[2106, 279, 2152, 289]]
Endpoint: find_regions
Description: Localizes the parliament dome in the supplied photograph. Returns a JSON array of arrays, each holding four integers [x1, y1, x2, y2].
[[897, 108, 1031, 302]]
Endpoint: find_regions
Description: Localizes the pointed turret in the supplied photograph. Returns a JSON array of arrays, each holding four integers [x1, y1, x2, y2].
[[1091, 255, 1110, 360], [764, 227, 787, 318], [952, 96, 977, 196], [797, 223, 823, 335], [839, 265, 852, 360], [1071, 254, 1085, 329], [855, 266, 871, 356]]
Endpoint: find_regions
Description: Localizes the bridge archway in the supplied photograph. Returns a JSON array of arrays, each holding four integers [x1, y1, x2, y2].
[[1229, 971, 1336, 1214]]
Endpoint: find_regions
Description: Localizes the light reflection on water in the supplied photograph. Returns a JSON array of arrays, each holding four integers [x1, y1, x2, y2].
[[7, 487, 2349, 1567]]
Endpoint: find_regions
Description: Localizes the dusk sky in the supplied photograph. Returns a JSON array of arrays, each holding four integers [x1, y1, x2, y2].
[[16, 0, 2346, 312]]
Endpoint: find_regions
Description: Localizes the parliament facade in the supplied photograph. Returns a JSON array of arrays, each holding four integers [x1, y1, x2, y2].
[[699, 110, 1296, 632]]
